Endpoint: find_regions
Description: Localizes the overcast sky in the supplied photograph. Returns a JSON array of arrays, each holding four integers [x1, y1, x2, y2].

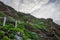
[[0, 0, 60, 25]]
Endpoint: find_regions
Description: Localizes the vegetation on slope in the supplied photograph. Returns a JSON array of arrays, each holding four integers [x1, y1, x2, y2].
[[0, 19, 60, 40]]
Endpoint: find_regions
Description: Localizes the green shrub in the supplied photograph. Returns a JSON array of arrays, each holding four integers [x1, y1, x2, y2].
[[9, 34, 14, 39], [2, 26, 8, 31], [17, 23, 25, 29], [0, 11, 5, 17], [2, 36, 10, 40], [2, 24, 14, 31], [6, 24, 14, 28], [10, 28, 19, 33], [23, 30, 39, 40], [0, 31, 5, 36]]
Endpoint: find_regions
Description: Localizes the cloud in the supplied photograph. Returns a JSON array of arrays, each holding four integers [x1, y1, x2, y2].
[[31, 0, 60, 25], [19, 0, 49, 13]]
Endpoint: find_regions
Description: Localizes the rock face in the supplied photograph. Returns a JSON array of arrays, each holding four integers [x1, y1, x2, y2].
[[15, 35, 23, 40], [0, 1, 19, 19], [0, 1, 60, 40]]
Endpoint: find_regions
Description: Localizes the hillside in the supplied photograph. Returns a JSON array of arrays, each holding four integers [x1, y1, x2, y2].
[[0, 1, 60, 40]]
